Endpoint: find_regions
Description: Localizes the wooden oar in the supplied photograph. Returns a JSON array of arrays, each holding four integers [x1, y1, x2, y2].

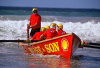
[[27, 24, 30, 40], [27, 24, 30, 45], [0, 40, 38, 42]]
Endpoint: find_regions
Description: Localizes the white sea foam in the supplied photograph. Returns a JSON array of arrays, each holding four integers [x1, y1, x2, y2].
[[0, 20, 100, 42], [0, 20, 28, 40]]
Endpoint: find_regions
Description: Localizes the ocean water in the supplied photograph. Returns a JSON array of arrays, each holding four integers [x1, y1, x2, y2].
[[0, 7, 100, 68]]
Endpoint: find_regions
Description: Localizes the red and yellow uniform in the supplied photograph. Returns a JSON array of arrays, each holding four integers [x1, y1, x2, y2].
[[43, 28, 57, 39], [57, 29, 66, 36], [30, 27, 46, 40], [31, 32, 43, 40], [29, 14, 41, 29], [57, 24, 66, 36], [29, 8, 41, 37]]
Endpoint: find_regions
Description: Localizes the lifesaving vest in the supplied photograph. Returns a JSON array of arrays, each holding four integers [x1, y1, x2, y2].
[[43, 28, 57, 39], [29, 14, 41, 29]]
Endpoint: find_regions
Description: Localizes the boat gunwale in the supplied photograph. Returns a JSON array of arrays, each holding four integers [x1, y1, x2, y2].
[[30, 33, 73, 45], [19, 33, 73, 46]]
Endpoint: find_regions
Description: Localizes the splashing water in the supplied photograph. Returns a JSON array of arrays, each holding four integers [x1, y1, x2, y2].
[[0, 19, 100, 42]]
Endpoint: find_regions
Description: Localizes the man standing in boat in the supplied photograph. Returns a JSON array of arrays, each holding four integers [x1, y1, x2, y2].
[[28, 8, 41, 38]]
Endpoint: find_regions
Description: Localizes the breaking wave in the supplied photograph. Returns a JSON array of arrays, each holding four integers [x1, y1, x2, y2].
[[0, 19, 100, 42]]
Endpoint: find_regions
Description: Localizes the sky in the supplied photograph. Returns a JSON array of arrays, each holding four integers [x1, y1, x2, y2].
[[0, 0, 100, 9]]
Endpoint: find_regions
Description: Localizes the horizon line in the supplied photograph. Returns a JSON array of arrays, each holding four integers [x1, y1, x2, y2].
[[0, 6, 100, 10]]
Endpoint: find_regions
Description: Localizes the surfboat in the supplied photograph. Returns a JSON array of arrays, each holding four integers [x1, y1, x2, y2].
[[19, 33, 81, 59]]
